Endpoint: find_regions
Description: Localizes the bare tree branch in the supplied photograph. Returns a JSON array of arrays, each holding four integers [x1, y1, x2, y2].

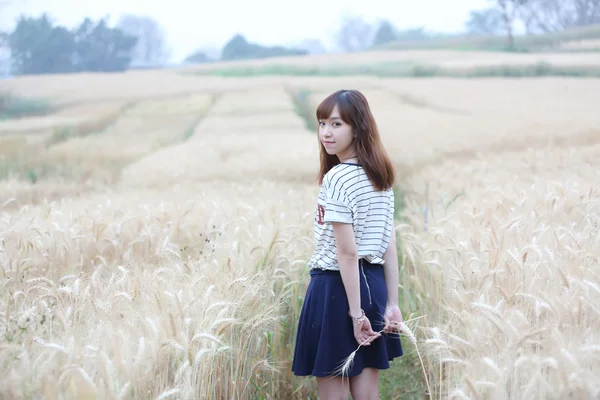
[[518, 0, 600, 33], [334, 15, 375, 52], [495, 0, 527, 48], [116, 14, 169, 65]]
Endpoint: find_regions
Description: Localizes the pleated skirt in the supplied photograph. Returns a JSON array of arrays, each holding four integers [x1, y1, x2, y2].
[[291, 259, 403, 377]]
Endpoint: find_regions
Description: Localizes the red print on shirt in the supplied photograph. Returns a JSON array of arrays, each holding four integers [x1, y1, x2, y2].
[[316, 204, 325, 225]]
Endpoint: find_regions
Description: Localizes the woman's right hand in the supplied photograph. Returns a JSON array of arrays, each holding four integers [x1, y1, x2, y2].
[[352, 314, 381, 346]]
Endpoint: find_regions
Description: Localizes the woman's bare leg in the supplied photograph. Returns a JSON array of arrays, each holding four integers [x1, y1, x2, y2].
[[350, 368, 380, 400], [317, 376, 351, 400]]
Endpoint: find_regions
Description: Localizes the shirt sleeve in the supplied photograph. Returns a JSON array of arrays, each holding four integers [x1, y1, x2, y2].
[[323, 175, 353, 224]]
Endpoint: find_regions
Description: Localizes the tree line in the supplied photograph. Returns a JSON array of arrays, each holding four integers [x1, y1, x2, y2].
[[467, 0, 600, 48], [0, 12, 314, 76], [7, 15, 137, 75], [335, 0, 600, 52], [1, 13, 172, 76], [1, 1, 599, 76]]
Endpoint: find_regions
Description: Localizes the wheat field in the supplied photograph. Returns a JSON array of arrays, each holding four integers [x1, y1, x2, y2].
[[1, 52, 600, 399]]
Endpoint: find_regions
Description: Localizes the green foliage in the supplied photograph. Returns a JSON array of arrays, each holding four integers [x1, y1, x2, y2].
[[72, 18, 138, 72], [221, 34, 307, 61], [8, 13, 138, 75], [8, 14, 75, 75], [285, 87, 317, 132], [467, 7, 505, 35], [377, 185, 428, 399], [373, 21, 398, 47], [196, 59, 600, 78], [0, 92, 53, 119]]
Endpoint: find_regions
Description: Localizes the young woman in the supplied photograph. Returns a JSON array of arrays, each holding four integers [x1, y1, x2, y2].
[[291, 89, 404, 400]]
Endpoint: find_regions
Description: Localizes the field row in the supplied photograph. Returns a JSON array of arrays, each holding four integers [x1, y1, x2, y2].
[[185, 50, 600, 72], [3, 77, 600, 198], [308, 79, 600, 170], [0, 93, 214, 184], [0, 95, 211, 160], [45, 94, 213, 166], [120, 87, 318, 187], [0, 87, 321, 208]]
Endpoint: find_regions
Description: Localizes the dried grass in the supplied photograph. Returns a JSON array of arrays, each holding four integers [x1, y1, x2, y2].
[[207, 87, 297, 115], [0, 100, 128, 136], [119, 130, 319, 187], [309, 80, 600, 170], [0, 181, 316, 399], [398, 144, 600, 399], [2, 61, 600, 399], [42, 94, 212, 169]]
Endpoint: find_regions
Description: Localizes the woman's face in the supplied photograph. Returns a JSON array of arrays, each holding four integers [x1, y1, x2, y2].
[[318, 104, 355, 161]]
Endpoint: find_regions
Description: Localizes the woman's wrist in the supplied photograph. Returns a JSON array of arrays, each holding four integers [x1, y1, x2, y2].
[[349, 308, 365, 321]]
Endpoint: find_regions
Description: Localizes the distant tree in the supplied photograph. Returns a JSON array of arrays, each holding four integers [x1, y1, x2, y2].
[[8, 14, 138, 75], [335, 16, 375, 52], [517, 0, 600, 33], [570, 0, 600, 26], [221, 34, 307, 61], [489, 0, 529, 48], [9, 14, 76, 74], [184, 50, 211, 64], [467, 8, 505, 35], [516, 2, 541, 33], [221, 34, 254, 60], [0, 18, 9, 76], [116, 14, 169, 65], [0, 30, 8, 52], [72, 17, 138, 72], [372, 20, 397, 46]]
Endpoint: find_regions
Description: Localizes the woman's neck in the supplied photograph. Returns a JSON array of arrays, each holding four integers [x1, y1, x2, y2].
[[339, 149, 358, 164]]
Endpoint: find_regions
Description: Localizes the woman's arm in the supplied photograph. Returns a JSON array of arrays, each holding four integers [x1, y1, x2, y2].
[[331, 222, 361, 317], [382, 229, 399, 307]]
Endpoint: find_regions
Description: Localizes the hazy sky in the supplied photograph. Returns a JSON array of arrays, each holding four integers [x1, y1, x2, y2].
[[1, 0, 490, 62]]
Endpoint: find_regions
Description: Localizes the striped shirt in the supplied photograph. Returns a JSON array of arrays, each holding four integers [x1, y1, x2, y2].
[[308, 163, 395, 271]]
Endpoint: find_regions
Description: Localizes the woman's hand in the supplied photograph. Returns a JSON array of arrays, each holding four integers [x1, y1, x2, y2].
[[383, 304, 404, 334], [352, 314, 381, 346]]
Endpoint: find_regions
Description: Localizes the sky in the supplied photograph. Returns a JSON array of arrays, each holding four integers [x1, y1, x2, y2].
[[1, 0, 490, 62]]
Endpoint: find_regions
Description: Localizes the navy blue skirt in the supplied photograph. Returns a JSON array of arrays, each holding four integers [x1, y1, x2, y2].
[[291, 259, 403, 377]]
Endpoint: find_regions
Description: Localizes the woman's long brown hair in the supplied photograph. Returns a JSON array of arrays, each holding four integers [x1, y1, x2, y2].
[[316, 89, 395, 191]]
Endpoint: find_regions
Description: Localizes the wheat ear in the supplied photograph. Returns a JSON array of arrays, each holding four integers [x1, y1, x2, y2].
[[333, 314, 430, 397]]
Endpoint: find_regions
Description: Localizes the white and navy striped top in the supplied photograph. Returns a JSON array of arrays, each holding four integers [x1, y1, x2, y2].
[[308, 163, 395, 271]]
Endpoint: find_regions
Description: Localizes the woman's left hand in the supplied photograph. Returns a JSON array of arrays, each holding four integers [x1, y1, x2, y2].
[[383, 304, 404, 334]]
